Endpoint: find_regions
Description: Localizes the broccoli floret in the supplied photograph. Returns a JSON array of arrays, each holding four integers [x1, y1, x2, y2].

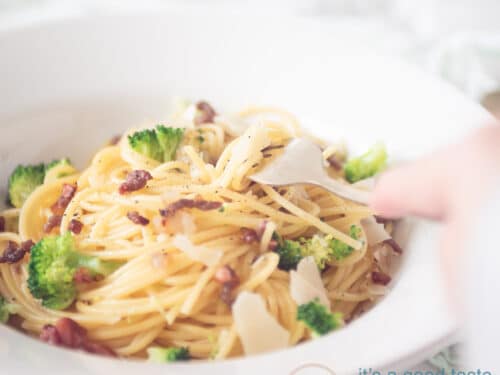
[[28, 233, 121, 310], [128, 128, 162, 161], [147, 347, 190, 363], [275, 238, 303, 271], [156, 125, 185, 162], [274, 225, 361, 270], [8, 159, 75, 208], [8, 164, 46, 208], [344, 143, 387, 183], [297, 299, 344, 337], [46, 158, 72, 171], [0, 296, 18, 323], [45, 158, 76, 179], [327, 225, 361, 261], [301, 235, 333, 270], [128, 125, 184, 163]]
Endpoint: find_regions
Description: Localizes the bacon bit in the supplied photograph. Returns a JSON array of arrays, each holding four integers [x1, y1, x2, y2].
[[327, 154, 343, 170], [0, 216, 5, 232], [40, 325, 61, 345], [268, 239, 278, 251], [118, 170, 152, 195], [44, 215, 62, 233], [383, 238, 403, 254], [0, 241, 29, 264], [109, 134, 121, 145], [221, 283, 239, 306], [68, 219, 83, 234], [215, 265, 240, 305], [241, 222, 277, 250], [240, 228, 259, 244], [55, 317, 87, 348], [194, 101, 216, 125], [371, 271, 392, 286], [215, 265, 237, 283], [126, 211, 150, 226], [374, 215, 390, 224], [40, 318, 115, 357], [21, 240, 34, 253], [51, 184, 77, 215], [159, 198, 222, 217], [74, 267, 94, 283]]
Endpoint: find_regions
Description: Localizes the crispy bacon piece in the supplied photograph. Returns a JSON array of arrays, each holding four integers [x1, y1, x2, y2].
[[371, 271, 392, 286], [40, 325, 61, 345], [327, 154, 343, 170], [215, 265, 236, 283], [118, 170, 152, 195], [240, 228, 259, 244], [126, 211, 150, 226], [0, 216, 5, 232], [0, 240, 33, 264], [109, 134, 121, 145], [215, 265, 240, 305], [55, 318, 87, 348], [241, 222, 278, 250], [44, 215, 62, 233], [68, 219, 83, 234], [194, 101, 216, 125], [21, 240, 34, 253], [74, 267, 94, 283], [267, 239, 278, 251], [51, 184, 77, 215], [40, 318, 115, 357], [383, 238, 403, 254], [159, 198, 222, 217], [220, 283, 237, 306]]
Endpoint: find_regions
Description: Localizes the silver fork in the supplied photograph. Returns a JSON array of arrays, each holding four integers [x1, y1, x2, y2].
[[249, 139, 371, 205]]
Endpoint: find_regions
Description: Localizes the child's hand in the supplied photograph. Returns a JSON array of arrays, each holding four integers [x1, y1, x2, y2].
[[371, 124, 500, 306]]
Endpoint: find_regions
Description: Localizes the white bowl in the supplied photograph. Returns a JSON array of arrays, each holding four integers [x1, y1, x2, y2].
[[0, 11, 492, 375]]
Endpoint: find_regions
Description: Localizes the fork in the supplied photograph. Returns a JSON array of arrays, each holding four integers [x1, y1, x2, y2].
[[249, 139, 371, 205]]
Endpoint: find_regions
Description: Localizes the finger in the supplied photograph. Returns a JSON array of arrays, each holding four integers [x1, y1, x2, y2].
[[370, 158, 449, 220], [371, 124, 500, 220]]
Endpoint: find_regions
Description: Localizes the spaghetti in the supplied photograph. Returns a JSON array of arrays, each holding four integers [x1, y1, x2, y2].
[[0, 102, 397, 360]]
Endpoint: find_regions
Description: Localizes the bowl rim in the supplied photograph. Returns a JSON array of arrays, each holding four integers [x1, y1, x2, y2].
[[0, 10, 492, 374]]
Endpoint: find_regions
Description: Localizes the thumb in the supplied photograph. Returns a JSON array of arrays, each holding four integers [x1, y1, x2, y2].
[[370, 157, 449, 220]]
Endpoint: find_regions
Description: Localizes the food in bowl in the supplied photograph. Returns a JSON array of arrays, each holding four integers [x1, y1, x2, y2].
[[0, 100, 401, 362]]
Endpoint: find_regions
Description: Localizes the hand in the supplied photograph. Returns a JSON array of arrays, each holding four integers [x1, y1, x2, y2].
[[370, 124, 500, 307]]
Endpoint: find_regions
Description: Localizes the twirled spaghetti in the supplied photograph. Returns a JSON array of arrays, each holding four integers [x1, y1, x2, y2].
[[0, 102, 398, 360]]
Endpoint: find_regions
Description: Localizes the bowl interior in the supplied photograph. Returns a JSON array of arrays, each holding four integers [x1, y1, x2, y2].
[[0, 11, 492, 374]]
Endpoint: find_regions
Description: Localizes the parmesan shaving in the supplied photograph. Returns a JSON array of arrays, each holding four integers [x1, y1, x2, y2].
[[172, 234, 222, 266], [361, 216, 391, 245], [290, 256, 330, 308], [232, 291, 289, 354]]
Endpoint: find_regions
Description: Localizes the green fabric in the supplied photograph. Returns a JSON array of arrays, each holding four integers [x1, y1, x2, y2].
[[428, 345, 462, 374]]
